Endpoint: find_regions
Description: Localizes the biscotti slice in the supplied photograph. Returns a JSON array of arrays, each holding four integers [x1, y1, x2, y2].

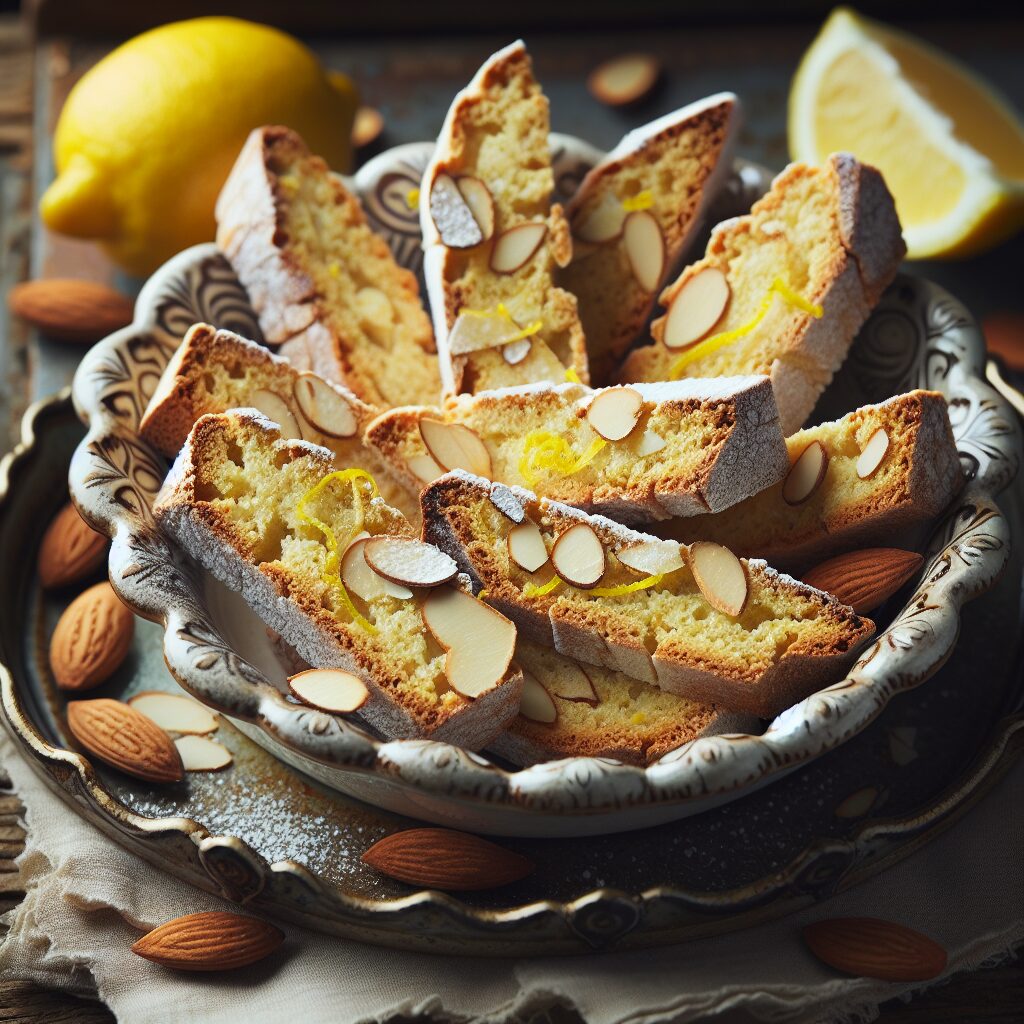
[[421, 472, 874, 717], [420, 41, 588, 396], [364, 376, 788, 524], [659, 390, 964, 573], [493, 639, 750, 767], [559, 94, 739, 384], [154, 411, 522, 748], [619, 153, 905, 434], [216, 125, 441, 408], [139, 322, 418, 522]]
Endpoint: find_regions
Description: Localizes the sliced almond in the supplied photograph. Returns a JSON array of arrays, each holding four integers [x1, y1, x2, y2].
[[588, 52, 661, 107], [782, 440, 829, 505], [289, 667, 369, 713], [551, 523, 606, 589], [586, 387, 644, 441], [490, 222, 547, 275], [857, 428, 890, 479], [623, 210, 665, 293], [419, 418, 492, 477], [430, 172, 483, 248], [507, 520, 549, 573], [547, 662, 598, 705], [519, 671, 557, 724], [421, 588, 517, 699], [293, 373, 358, 439], [249, 389, 302, 441], [617, 539, 685, 576], [574, 191, 626, 244], [363, 537, 458, 589], [128, 692, 218, 735], [174, 735, 232, 772], [352, 106, 385, 149], [502, 337, 532, 365], [689, 541, 748, 617], [406, 453, 446, 484], [636, 429, 667, 457], [456, 176, 495, 241], [340, 537, 413, 601], [448, 310, 524, 356], [663, 267, 731, 350]]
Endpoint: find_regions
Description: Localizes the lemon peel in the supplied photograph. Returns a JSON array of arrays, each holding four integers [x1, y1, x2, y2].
[[295, 468, 380, 633], [522, 576, 563, 598], [669, 277, 823, 379], [519, 431, 608, 488], [564, 367, 582, 384], [622, 190, 654, 212], [405, 187, 420, 211], [589, 573, 665, 597]]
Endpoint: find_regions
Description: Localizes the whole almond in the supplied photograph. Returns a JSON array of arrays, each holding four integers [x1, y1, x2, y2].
[[362, 827, 534, 891], [8, 279, 134, 344], [67, 698, 183, 783], [801, 548, 923, 614], [803, 917, 947, 981], [38, 502, 108, 589], [50, 582, 134, 691], [132, 911, 284, 971]]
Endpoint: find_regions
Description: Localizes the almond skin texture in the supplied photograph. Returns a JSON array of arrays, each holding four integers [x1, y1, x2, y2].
[[132, 912, 284, 971], [362, 827, 534, 891], [8, 279, 134, 344], [802, 548, 923, 614], [38, 502, 108, 589], [67, 698, 183, 783], [803, 917, 948, 982], [50, 582, 134, 691]]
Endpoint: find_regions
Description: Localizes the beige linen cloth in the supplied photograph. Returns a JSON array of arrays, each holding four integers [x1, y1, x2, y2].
[[0, 725, 1021, 1024]]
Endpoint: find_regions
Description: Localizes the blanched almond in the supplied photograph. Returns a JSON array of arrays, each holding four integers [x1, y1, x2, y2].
[[249, 389, 302, 441], [175, 735, 232, 772], [663, 267, 730, 349], [406, 453, 446, 484], [519, 671, 557, 723], [507, 520, 549, 573], [341, 537, 413, 601], [363, 537, 458, 588], [782, 440, 828, 505], [636, 429, 666, 456], [490, 222, 547, 275], [352, 106, 384, 149], [355, 287, 395, 343], [448, 310, 523, 355], [419, 418, 492, 477], [128, 692, 218, 735], [617, 539, 685, 575], [574, 192, 626, 244], [623, 210, 665, 293], [857, 428, 890, 479], [289, 667, 370, 713], [421, 588, 517, 699], [551, 523, 605, 589], [547, 661, 598, 705], [293, 373, 358, 439], [588, 52, 661, 107], [587, 387, 643, 441], [689, 541, 748, 617], [502, 337, 532, 365]]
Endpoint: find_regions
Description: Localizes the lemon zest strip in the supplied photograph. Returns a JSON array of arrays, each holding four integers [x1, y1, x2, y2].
[[519, 431, 608, 488], [589, 573, 665, 597], [669, 277, 824, 379], [522, 576, 563, 598], [295, 468, 380, 633], [622, 190, 654, 212], [564, 366, 582, 384]]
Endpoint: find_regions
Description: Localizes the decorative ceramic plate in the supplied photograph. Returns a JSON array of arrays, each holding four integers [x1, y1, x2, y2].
[[59, 139, 1021, 837]]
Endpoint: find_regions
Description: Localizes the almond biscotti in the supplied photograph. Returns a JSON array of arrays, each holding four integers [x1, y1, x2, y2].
[[421, 472, 874, 717], [559, 94, 739, 384], [139, 323, 418, 521], [364, 376, 788, 524], [420, 40, 588, 397], [216, 125, 441, 408], [153, 411, 522, 748], [619, 153, 905, 434], [661, 390, 963, 572]]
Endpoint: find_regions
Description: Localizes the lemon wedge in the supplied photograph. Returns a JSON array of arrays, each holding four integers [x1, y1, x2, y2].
[[789, 7, 1024, 259]]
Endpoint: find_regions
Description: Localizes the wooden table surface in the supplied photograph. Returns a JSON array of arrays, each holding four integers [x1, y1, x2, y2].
[[0, 11, 1022, 1021]]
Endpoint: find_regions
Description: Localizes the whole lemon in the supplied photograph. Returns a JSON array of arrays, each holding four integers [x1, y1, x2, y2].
[[40, 17, 357, 276]]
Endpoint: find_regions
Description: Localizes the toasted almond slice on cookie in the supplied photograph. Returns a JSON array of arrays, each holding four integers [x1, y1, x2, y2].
[[363, 537, 459, 589]]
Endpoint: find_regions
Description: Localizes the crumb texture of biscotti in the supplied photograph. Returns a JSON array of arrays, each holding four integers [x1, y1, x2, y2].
[[620, 153, 906, 434], [153, 410, 521, 748], [216, 125, 441, 409], [662, 390, 963, 572], [140, 323, 419, 522], [421, 471, 874, 718], [560, 94, 739, 384], [420, 41, 588, 396], [364, 376, 789, 524]]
